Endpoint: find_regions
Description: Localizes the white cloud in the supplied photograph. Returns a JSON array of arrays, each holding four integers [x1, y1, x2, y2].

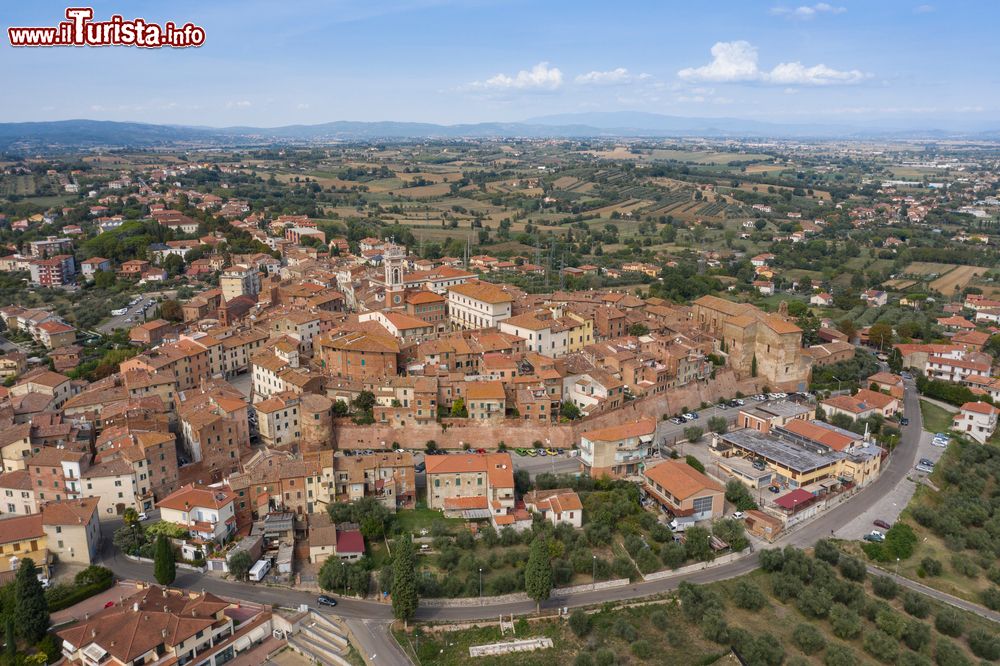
[[914, 4, 934, 12], [574, 68, 650, 86], [470, 62, 563, 91], [771, 3, 846, 19], [678, 41, 868, 86], [227, 100, 252, 108]]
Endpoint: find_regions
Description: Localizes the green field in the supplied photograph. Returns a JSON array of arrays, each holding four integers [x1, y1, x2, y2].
[[919, 400, 954, 435]]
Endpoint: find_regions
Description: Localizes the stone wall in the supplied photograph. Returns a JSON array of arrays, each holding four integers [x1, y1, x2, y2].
[[331, 371, 763, 451]]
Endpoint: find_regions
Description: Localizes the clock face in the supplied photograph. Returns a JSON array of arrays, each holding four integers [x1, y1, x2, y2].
[[394, 294, 401, 304]]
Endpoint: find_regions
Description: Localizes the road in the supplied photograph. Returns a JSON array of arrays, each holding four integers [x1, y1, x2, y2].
[[96, 289, 179, 333], [95, 380, 995, 666]]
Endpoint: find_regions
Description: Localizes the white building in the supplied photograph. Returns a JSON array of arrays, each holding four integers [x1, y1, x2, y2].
[[953, 401, 998, 444], [156, 483, 237, 544], [447, 281, 513, 330]]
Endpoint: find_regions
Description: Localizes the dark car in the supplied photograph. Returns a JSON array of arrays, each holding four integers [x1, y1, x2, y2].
[[899, 417, 909, 426], [414, 462, 426, 473], [317, 595, 338, 607], [768, 485, 780, 494], [873, 519, 892, 530]]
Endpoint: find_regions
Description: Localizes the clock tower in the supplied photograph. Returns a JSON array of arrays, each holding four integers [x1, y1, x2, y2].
[[383, 240, 406, 308]]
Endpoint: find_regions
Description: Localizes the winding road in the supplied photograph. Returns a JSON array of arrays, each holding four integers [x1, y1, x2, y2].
[[96, 380, 997, 665]]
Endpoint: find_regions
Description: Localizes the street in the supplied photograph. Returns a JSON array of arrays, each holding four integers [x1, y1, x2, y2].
[[92, 379, 997, 666]]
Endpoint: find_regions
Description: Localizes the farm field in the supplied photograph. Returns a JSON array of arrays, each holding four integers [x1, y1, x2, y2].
[[928, 265, 988, 294], [903, 262, 959, 276]]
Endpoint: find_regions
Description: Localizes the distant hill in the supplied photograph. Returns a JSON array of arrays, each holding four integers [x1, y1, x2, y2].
[[0, 116, 999, 151]]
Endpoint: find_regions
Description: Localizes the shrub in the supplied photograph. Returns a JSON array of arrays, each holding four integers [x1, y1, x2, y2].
[[980, 586, 1000, 611], [864, 629, 900, 663], [838, 555, 867, 581], [950, 555, 978, 578], [934, 639, 972, 666], [740, 633, 785, 666], [635, 548, 661, 574], [650, 609, 669, 631], [594, 648, 616, 666], [934, 607, 965, 637], [830, 603, 862, 639], [732, 580, 767, 610], [771, 571, 801, 601], [814, 539, 840, 565], [920, 557, 943, 577], [872, 574, 899, 599], [759, 548, 785, 572], [968, 628, 1000, 660], [725, 479, 758, 511], [613, 618, 637, 642], [631, 640, 654, 660], [796, 585, 832, 618], [824, 644, 858, 666], [660, 541, 686, 569], [902, 590, 931, 618], [684, 452, 704, 470], [875, 608, 905, 638], [568, 609, 591, 637], [574, 654, 594, 666], [678, 582, 723, 623], [700, 610, 730, 644], [791, 623, 826, 655], [902, 619, 931, 651]]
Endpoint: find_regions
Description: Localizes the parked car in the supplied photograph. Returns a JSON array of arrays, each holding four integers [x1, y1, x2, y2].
[[546, 448, 559, 456], [899, 417, 909, 426], [733, 399, 745, 406], [414, 462, 426, 473], [516, 448, 528, 456], [918, 458, 935, 468], [873, 519, 891, 530], [915, 464, 934, 473], [732, 511, 745, 520], [103, 601, 115, 609], [768, 485, 780, 493], [137, 512, 148, 521], [317, 595, 338, 607], [716, 403, 729, 410], [683, 412, 697, 420], [526, 449, 538, 457], [535, 448, 546, 456], [670, 417, 685, 425], [863, 533, 882, 543], [752, 459, 766, 471], [867, 531, 886, 542]]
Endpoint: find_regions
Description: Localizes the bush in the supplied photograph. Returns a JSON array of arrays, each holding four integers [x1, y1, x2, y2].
[[683, 428, 704, 445], [902, 591, 931, 618], [771, 571, 801, 601], [872, 574, 899, 599], [796, 585, 832, 618], [568, 609, 591, 637], [934, 607, 965, 637], [612, 618, 637, 642], [838, 555, 867, 581], [684, 453, 704, 471], [814, 539, 840, 565], [759, 548, 785, 572], [650, 609, 669, 631], [791, 623, 826, 655], [864, 629, 900, 663], [824, 644, 858, 666], [980, 586, 1000, 611], [920, 557, 943, 577], [45, 574, 116, 612], [732, 580, 767, 610], [631, 640, 654, 660], [725, 479, 758, 511], [830, 603, 862, 639], [594, 648, 616, 666], [574, 654, 594, 666], [700, 610, 730, 643], [935, 639, 972, 666], [902, 619, 931, 651], [968, 628, 1000, 660], [875, 608, 905, 638], [950, 555, 978, 579], [660, 541, 686, 569]]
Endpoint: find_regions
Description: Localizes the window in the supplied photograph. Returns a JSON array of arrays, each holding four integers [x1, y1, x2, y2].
[[692, 496, 714, 516]]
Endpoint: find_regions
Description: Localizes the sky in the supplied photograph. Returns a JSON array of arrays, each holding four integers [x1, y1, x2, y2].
[[1, 0, 998, 129]]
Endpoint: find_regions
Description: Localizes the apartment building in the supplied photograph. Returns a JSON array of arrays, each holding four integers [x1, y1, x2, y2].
[[578, 418, 657, 479], [953, 401, 999, 444], [447, 281, 513, 330], [157, 483, 237, 544], [425, 452, 515, 516]]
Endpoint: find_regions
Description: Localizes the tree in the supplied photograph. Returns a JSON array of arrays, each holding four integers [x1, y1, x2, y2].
[[391, 535, 418, 627], [683, 426, 704, 443], [93, 269, 116, 289], [162, 253, 185, 277], [868, 323, 894, 350], [902, 590, 930, 618], [628, 323, 649, 336], [707, 416, 728, 434], [872, 574, 899, 599], [159, 299, 183, 322], [968, 628, 1000, 661], [792, 623, 826, 655], [228, 551, 253, 582], [122, 507, 139, 527], [559, 401, 581, 420], [154, 535, 176, 585], [934, 607, 964, 637], [450, 397, 468, 418], [4, 617, 15, 659], [683, 526, 713, 562], [684, 454, 705, 472], [732, 580, 766, 610], [525, 538, 552, 611], [569, 609, 591, 637], [15, 558, 49, 644], [724, 479, 758, 511], [830, 603, 862, 639], [113, 522, 147, 555]]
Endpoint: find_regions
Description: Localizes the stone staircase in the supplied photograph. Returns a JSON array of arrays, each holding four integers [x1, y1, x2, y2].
[[289, 610, 353, 666]]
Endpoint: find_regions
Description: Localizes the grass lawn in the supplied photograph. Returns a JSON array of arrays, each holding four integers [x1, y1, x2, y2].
[[919, 399, 954, 434], [395, 508, 462, 536]]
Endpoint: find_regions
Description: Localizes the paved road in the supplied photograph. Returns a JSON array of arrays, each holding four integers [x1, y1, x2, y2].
[[95, 380, 994, 666]]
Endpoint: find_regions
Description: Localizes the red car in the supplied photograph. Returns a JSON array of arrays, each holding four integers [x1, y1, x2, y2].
[[873, 519, 892, 530], [103, 601, 115, 609]]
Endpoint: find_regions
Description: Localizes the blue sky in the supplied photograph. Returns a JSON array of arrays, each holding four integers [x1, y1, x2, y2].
[[1, 0, 997, 128]]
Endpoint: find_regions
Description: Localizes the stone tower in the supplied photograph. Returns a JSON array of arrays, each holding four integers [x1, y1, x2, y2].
[[383, 240, 407, 308]]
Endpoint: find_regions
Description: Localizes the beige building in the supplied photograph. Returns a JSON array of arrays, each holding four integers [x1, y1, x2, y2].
[[0, 423, 33, 472], [578, 417, 657, 479], [220, 264, 261, 301], [643, 460, 725, 521], [0, 469, 37, 517], [81, 457, 150, 520], [447, 281, 513, 330], [253, 392, 301, 448], [42, 497, 101, 565], [425, 452, 515, 516], [318, 450, 415, 510], [464, 380, 506, 420], [157, 484, 237, 544], [523, 488, 583, 528]]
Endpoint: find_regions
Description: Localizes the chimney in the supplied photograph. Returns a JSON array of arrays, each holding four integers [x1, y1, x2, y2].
[[162, 629, 168, 639]]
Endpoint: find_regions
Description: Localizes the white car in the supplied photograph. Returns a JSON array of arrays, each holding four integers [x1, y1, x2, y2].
[[732, 511, 745, 520]]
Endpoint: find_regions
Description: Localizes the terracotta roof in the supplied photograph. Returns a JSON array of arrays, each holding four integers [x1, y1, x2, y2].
[[41, 497, 98, 525], [157, 483, 236, 512], [443, 496, 488, 510], [780, 419, 857, 452], [425, 452, 514, 489], [643, 460, 723, 500], [465, 380, 505, 401], [581, 417, 656, 443], [959, 401, 998, 415], [0, 513, 44, 544], [448, 281, 513, 304]]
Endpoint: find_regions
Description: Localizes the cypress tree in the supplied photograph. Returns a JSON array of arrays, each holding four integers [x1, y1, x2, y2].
[[154, 534, 176, 586], [525, 537, 552, 612], [14, 558, 49, 644], [4, 617, 15, 658], [391, 534, 418, 627]]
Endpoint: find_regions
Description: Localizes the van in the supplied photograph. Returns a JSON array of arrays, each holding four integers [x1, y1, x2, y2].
[[669, 519, 689, 532], [248, 558, 271, 582]]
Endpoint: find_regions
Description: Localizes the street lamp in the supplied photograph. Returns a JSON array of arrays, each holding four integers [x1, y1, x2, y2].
[[479, 568, 483, 603], [341, 561, 347, 597], [895, 557, 900, 577], [592, 555, 597, 589]]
